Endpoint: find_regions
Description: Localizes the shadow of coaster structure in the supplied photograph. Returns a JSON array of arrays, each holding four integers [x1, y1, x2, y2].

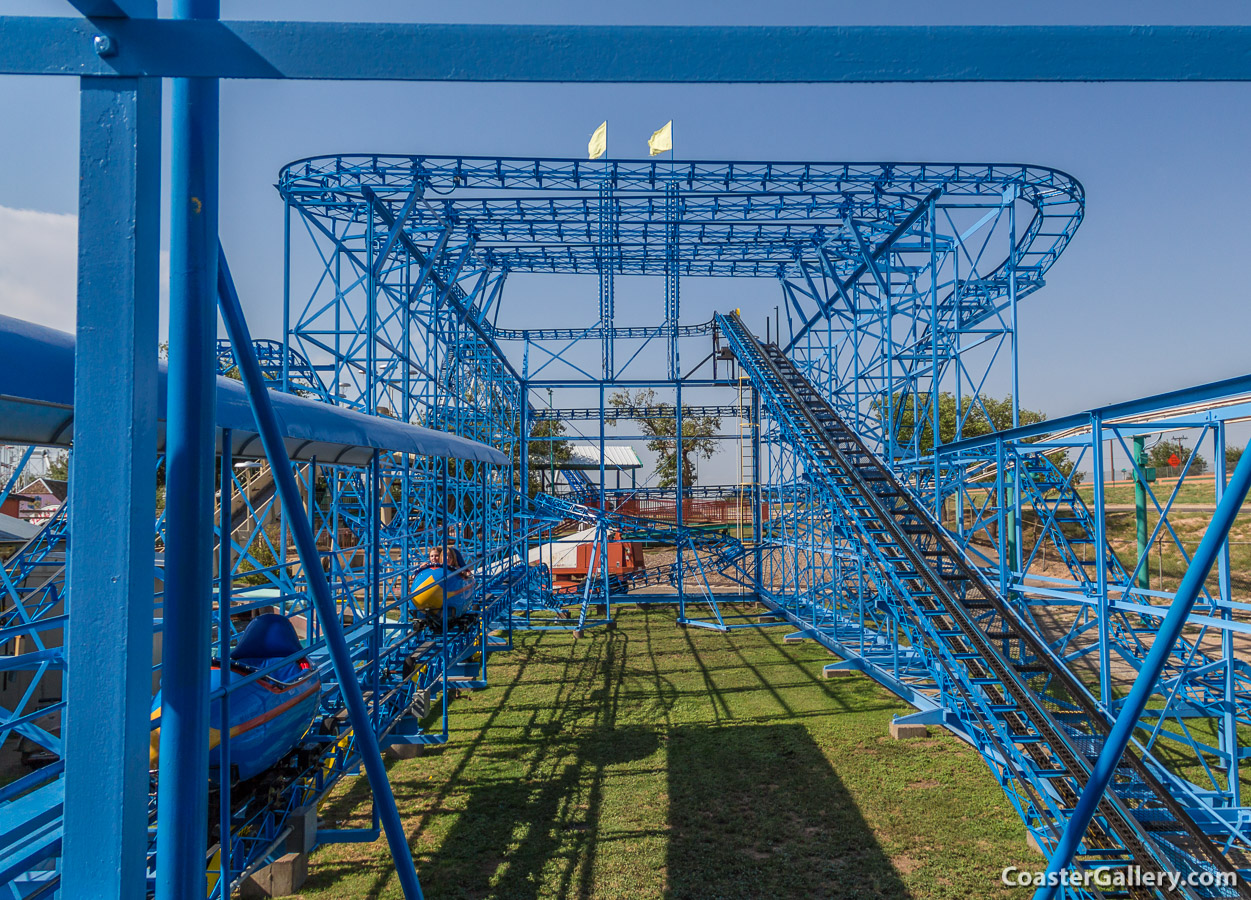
[[277, 153, 1251, 896], [4, 148, 1251, 900]]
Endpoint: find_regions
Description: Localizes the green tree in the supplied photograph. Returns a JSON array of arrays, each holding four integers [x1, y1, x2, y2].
[[882, 391, 1082, 485], [519, 418, 573, 496], [607, 389, 719, 489], [1149, 437, 1208, 476], [886, 391, 1047, 452], [1226, 445, 1243, 469], [44, 452, 69, 481]]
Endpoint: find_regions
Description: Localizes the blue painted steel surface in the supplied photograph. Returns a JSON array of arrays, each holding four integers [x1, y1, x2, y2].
[[7, 22, 1251, 82], [1039, 446, 1251, 898], [216, 247, 425, 898], [718, 312, 1242, 897], [0, 312, 505, 466], [156, 2, 219, 893], [61, 63, 161, 900], [10, 7, 1251, 897]]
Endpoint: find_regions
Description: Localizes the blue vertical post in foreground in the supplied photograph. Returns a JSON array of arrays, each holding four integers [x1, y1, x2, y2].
[[216, 250, 424, 899], [62, 69, 161, 900], [1034, 444, 1251, 899], [156, 0, 219, 897]]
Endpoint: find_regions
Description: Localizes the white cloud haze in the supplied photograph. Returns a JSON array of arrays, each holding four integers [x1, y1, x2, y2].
[[0, 205, 77, 330], [0, 204, 171, 336]]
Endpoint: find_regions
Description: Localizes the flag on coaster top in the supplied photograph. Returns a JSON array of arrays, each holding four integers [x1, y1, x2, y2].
[[648, 120, 672, 156], [588, 121, 607, 160]]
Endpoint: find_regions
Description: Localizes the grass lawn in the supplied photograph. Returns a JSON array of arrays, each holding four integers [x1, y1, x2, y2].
[[299, 605, 1034, 899]]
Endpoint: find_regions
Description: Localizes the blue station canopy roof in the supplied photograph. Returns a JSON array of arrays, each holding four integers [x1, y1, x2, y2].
[[0, 314, 507, 467]]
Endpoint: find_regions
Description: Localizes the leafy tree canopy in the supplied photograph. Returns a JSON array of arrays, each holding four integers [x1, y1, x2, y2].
[[1148, 437, 1208, 476], [607, 389, 719, 489]]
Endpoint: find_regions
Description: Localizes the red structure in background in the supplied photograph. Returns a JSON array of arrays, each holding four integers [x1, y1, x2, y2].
[[1, 492, 35, 521], [609, 496, 768, 525], [549, 532, 645, 592]]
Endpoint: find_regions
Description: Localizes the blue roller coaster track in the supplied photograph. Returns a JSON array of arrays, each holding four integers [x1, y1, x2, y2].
[[5, 12, 1251, 900], [2, 145, 1248, 900]]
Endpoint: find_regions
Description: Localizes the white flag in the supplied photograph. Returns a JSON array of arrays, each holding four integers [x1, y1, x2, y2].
[[588, 121, 607, 160], [647, 120, 672, 156]]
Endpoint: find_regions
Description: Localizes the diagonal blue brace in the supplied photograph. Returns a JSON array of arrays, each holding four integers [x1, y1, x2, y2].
[[786, 188, 939, 350], [1034, 444, 1251, 899], [216, 247, 424, 899]]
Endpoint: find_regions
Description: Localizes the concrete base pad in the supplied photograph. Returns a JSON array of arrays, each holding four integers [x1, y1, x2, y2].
[[783, 635, 805, 644], [889, 721, 929, 740], [572, 629, 584, 639], [287, 805, 317, 854], [385, 743, 423, 760], [822, 668, 857, 679], [242, 852, 307, 898], [1026, 832, 1045, 856]]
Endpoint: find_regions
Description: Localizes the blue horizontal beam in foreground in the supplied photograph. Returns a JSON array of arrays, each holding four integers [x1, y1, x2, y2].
[[0, 313, 505, 466], [6, 21, 1251, 82], [937, 369, 1251, 456]]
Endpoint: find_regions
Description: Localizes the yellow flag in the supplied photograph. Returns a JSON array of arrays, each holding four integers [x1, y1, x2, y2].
[[647, 120, 672, 156], [588, 121, 607, 160]]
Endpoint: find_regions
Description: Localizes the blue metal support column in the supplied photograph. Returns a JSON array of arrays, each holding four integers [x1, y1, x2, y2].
[[62, 60, 161, 900], [1036, 443, 1251, 898], [1215, 422, 1240, 807], [156, 2, 220, 896], [751, 386, 762, 592], [216, 249, 424, 899], [599, 182, 615, 380], [216, 432, 233, 896]]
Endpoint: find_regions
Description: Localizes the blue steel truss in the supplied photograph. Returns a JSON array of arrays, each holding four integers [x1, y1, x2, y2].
[[6, 9, 1251, 900]]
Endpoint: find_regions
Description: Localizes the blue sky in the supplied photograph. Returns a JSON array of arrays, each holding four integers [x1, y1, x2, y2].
[[2, 2, 1250, 481]]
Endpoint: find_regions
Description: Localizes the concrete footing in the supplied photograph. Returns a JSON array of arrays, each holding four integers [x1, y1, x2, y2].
[[889, 720, 929, 740], [288, 805, 317, 854], [822, 668, 857, 679], [242, 852, 308, 898], [783, 634, 806, 644], [1026, 832, 1045, 856], [385, 743, 423, 760]]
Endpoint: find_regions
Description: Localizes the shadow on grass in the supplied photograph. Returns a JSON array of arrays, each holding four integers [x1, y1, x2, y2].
[[667, 723, 912, 900], [419, 725, 660, 900]]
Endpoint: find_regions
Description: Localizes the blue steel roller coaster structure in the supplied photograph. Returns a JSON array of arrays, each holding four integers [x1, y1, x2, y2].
[[5, 8, 1251, 900]]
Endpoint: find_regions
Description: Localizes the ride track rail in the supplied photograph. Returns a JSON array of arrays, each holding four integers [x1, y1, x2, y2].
[[716, 311, 1246, 899], [527, 491, 752, 595], [277, 155, 1082, 282]]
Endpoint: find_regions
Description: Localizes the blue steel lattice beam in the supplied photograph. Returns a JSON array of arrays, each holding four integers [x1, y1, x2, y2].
[[1038, 445, 1251, 894], [217, 247, 424, 900]]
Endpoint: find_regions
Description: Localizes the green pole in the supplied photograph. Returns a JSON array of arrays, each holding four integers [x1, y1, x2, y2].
[[1134, 434, 1149, 591], [1006, 481, 1018, 583]]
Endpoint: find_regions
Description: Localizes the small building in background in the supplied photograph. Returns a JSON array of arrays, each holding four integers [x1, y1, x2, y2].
[[0, 491, 40, 545], [1, 491, 34, 521], [18, 478, 68, 526]]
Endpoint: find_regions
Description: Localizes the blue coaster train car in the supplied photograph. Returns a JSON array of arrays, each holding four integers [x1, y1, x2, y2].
[[150, 613, 322, 782], [411, 553, 477, 629]]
